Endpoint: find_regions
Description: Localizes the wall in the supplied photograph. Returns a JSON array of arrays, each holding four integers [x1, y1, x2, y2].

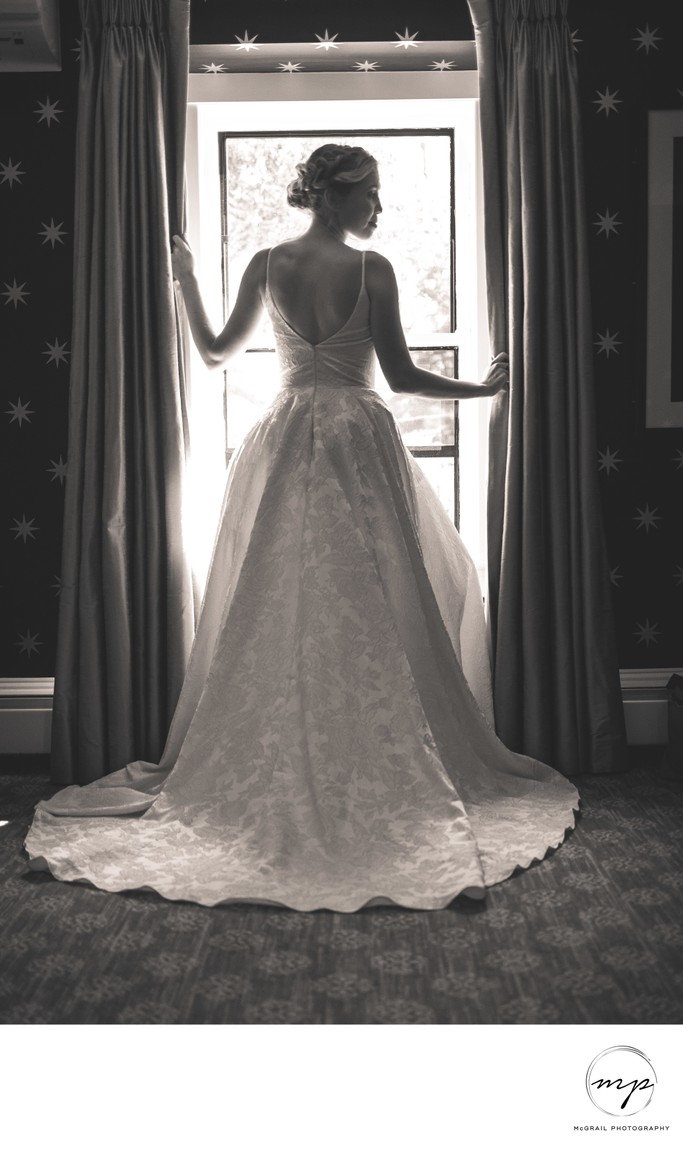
[[574, 0, 682, 670], [0, 1, 79, 679], [0, 0, 680, 682]]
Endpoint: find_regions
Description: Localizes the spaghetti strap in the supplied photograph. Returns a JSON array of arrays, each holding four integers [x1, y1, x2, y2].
[[360, 250, 366, 291], [265, 247, 273, 291]]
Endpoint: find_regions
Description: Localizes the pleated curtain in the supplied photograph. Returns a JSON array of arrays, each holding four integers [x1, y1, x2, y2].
[[51, 0, 195, 783], [467, 0, 627, 774]]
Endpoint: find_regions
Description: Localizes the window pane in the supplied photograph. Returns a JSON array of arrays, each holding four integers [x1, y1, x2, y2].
[[220, 131, 460, 525], [375, 348, 457, 447], [226, 350, 458, 453], [413, 457, 456, 523], [225, 351, 280, 451], [222, 132, 454, 337]]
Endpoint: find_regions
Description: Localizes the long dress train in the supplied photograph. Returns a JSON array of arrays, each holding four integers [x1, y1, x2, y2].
[[24, 251, 580, 912]]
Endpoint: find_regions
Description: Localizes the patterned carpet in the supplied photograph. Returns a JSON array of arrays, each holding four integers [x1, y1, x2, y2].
[[1, 752, 682, 1025]]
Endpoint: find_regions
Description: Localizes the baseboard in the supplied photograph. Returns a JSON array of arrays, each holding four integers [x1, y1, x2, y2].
[[0, 679, 54, 754], [620, 668, 680, 746], [0, 670, 679, 755]]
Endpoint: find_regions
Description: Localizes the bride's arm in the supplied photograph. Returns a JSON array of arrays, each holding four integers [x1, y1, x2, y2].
[[366, 252, 508, 397], [171, 236, 266, 369]]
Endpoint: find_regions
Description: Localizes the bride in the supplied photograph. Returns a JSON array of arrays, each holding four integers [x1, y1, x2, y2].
[[24, 143, 579, 912]]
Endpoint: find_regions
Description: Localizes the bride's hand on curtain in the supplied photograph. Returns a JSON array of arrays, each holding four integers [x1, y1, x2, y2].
[[170, 239, 267, 369], [171, 234, 195, 284], [482, 353, 509, 396], [171, 234, 222, 366]]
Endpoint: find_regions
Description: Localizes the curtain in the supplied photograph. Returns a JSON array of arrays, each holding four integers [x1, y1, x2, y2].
[[468, 0, 627, 774], [51, 0, 195, 784]]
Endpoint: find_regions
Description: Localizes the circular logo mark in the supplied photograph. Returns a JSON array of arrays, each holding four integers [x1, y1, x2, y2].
[[586, 1046, 656, 1117]]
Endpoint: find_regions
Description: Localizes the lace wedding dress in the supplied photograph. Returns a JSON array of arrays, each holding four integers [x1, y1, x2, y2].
[[24, 251, 579, 912]]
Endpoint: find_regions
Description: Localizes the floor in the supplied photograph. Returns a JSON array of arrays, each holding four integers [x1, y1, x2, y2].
[[1, 748, 682, 1024]]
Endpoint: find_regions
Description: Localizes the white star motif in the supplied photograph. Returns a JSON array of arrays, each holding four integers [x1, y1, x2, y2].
[[11, 515, 39, 544], [633, 504, 662, 533], [354, 60, 380, 73], [2, 279, 29, 308], [633, 26, 661, 54], [609, 566, 623, 588], [6, 397, 34, 428], [34, 97, 63, 127], [598, 446, 622, 475], [201, 62, 227, 73], [315, 30, 340, 51], [0, 157, 25, 189], [672, 448, 683, 470], [47, 455, 68, 484], [43, 338, 70, 367], [235, 31, 259, 52], [15, 630, 42, 659], [633, 619, 661, 647], [278, 61, 303, 73], [570, 28, 582, 52], [673, 565, 683, 587], [71, 38, 82, 61], [595, 329, 621, 357], [593, 87, 622, 117], [593, 208, 621, 238], [430, 60, 455, 72], [38, 218, 67, 248], [394, 28, 420, 49], [51, 574, 63, 597]]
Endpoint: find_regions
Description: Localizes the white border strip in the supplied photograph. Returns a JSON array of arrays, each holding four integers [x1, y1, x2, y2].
[[620, 667, 682, 690], [0, 678, 55, 697], [189, 72, 478, 103]]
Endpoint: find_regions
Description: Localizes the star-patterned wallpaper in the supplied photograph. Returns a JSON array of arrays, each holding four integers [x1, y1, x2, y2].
[[0, 0, 680, 681], [0, 0, 79, 679], [573, 0, 682, 669]]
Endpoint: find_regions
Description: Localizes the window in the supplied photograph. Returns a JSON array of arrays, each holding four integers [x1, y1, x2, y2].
[[184, 76, 490, 596], [221, 129, 458, 518]]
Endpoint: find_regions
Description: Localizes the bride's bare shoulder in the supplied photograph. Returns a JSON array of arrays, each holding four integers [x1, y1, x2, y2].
[[269, 237, 307, 257], [243, 247, 271, 271], [235, 248, 271, 298], [365, 250, 397, 291], [365, 249, 394, 272]]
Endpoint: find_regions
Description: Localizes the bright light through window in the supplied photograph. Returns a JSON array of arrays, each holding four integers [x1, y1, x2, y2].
[[221, 130, 459, 520], [185, 85, 490, 599]]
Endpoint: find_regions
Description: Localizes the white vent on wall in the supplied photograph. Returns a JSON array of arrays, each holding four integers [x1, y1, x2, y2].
[[0, 0, 61, 71]]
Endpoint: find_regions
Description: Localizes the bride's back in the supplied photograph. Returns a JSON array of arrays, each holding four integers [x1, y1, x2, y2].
[[267, 237, 365, 347]]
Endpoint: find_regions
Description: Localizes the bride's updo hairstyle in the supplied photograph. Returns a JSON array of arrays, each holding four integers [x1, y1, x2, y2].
[[287, 143, 377, 226]]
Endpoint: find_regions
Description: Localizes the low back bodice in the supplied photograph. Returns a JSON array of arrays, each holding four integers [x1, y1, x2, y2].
[[264, 249, 376, 391]]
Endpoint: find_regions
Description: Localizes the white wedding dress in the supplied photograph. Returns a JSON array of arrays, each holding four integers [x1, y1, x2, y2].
[[24, 251, 579, 912]]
